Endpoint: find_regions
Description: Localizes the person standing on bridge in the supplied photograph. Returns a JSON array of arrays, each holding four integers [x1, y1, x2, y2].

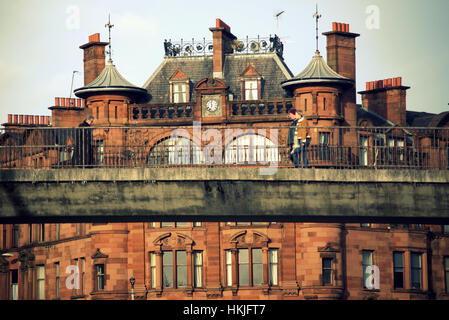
[[287, 109, 311, 168], [72, 115, 95, 167]]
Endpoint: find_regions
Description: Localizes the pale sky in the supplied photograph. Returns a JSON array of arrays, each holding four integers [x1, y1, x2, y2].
[[0, 0, 448, 126]]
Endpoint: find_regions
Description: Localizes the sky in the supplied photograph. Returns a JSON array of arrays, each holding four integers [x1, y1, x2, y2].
[[0, 0, 448, 126]]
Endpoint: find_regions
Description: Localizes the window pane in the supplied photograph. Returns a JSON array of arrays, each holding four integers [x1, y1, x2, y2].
[[252, 249, 262, 263], [269, 249, 278, 286], [362, 251, 373, 265], [194, 251, 202, 288], [393, 252, 404, 267], [252, 249, 262, 286], [161, 222, 172, 227], [163, 251, 173, 288], [445, 257, 449, 293], [175, 222, 188, 227], [238, 249, 249, 286], [410, 253, 422, 289], [393, 252, 404, 288], [177, 251, 187, 287], [226, 250, 232, 286]]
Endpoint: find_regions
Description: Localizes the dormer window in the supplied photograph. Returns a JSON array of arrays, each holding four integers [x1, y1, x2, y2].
[[173, 83, 187, 103], [245, 80, 258, 100], [169, 69, 190, 104], [240, 64, 262, 101]]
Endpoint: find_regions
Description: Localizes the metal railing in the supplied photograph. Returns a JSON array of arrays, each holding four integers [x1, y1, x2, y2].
[[0, 126, 448, 170]]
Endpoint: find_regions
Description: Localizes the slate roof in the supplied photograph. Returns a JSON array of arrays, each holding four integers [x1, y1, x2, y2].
[[142, 52, 294, 103], [406, 111, 437, 127], [74, 60, 147, 99], [357, 105, 393, 127], [281, 50, 354, 89]]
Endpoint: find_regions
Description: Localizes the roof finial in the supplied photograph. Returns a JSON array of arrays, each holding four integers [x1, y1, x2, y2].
[[105, 14, 114, 63], [313, 4, 322, 53]]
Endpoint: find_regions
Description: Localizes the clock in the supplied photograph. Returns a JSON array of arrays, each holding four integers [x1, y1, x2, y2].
[[206, 100, 218, 112], [202, 94, 222, 117]]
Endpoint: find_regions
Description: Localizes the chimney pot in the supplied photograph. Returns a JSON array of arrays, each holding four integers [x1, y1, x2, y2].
[[65, 98, 70, 107], [383, 79, 389, 87], [332, 22, 337, 31], [366, 82, 370, 91], [387, 78, 392, 87], [29, 115, 34, 125], [40, 116, 45, 124], [88, 33, 100, 43], [397, 77, 402, 86], [55, 97, 60, 106], [71, 98, 75, 107], [19, 115, 23, 124], [45, 116, 49, 125], [34, 116, 39, 124], [76, 99, 81, 107], [14, 115, 18, 124]]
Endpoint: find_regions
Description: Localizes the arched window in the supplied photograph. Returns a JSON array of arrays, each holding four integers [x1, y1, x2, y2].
[[225, 134, 279, 164], [147, 136, 203, 165]]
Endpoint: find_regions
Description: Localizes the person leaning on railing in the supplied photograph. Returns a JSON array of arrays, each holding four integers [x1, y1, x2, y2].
[[72, 115, 94, 167], [287, 109, 311, 168]]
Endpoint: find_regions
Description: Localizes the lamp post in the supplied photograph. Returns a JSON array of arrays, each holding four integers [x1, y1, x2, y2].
[[129, 276, 135, 300]]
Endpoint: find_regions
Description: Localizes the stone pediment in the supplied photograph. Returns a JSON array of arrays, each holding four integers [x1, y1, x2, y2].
[[91, 248, 109, 259], [153, 232, 194, 247], [230, 230, 270, 246]]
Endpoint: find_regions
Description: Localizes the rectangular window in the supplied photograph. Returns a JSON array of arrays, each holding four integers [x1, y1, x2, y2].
[[269, 249, 278, 286], [37, 265, 45, 300], [252, 249, 263, 286], [13, 224, 19, 247], [443, 225, 449, 233], [360, 223, 371, 228], [362, 250, 374, 288], [150, 252, 157, 289], [39, 224, 45, 242], [245, 80, 258, 100], [96, 140, 104, 165], [226, 250, 232, 287], [304, 98, 307, 112], [238, 249, 249, 286], [411, 252, 422, 289], [193, 251, 203, 288], [2, 226, 6, 249], [193, 222, 202, 227], [323, 97, 326, 110], [393, 252, 404, 289], [163, 251, 173, 288], [444, 257, 449, 294], [56, 224, 60, 241], [80, 258, 85, 295], [96, 264, 105, 291], [173, 83, 187, 103], [360, 136, 369, 166], [322, 258, 333, 285], [319, 132, 330, 161], [11, 269, 18, 300], [175, 222, 188, 228], [161, 222, 173, 228], [176, 251, 187, 287], [55, 262, 60, 299], [29, 224, 33, 244]]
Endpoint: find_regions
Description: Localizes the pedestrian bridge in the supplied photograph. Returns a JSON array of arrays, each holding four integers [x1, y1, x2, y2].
[[0, 168, 448, 223]]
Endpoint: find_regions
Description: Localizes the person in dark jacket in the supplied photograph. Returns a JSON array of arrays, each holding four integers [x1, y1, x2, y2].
[[72, 115, 94, 167], [287, 109, 311, 168]]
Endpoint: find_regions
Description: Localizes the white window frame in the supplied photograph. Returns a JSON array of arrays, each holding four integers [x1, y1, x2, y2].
[[37, 265, 45, 300], [244, 80, 259, 101]]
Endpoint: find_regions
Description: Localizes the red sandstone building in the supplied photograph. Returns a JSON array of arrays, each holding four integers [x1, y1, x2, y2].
[[1, 19, 449, 300]]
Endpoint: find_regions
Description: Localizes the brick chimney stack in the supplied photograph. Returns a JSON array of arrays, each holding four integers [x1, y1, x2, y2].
[[322, 22, 360, 127], [79, 33, 109, 85], [209, 19, 237, 79], [359, 77, 410, 126]]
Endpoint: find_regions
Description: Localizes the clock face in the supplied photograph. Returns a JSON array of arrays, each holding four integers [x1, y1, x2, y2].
[[206, 100, 218, 112], [202, 95, 222, 117]]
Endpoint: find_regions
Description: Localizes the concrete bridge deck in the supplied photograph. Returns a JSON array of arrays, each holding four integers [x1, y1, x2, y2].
[[1, 168, 448, 223]]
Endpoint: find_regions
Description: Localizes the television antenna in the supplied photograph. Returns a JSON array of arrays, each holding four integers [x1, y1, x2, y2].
[[312, 4, 322, 52], [274, 10, 285, 34], [105, 14, 114, 63]]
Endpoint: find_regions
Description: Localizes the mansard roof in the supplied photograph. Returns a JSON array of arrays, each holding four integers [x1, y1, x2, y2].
[[142, 52, 294, 103], [74, 60, 147, 99]]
